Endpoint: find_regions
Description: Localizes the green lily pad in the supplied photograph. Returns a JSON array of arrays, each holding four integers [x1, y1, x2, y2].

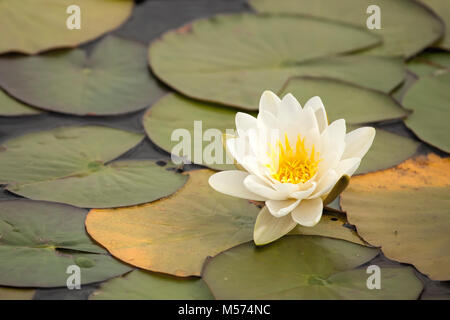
[[0, 90, 41, 117], [249, 0, 443, 58], [0, 287, 35, 300], [407, 52, 450, 77], [0, 200, 132, 287], [143, 93, 418, 173], [203, 236, 423, 299], [90, 270, 213, 300], [0, 0, 133, 54], [0, 126, 187, 208], [149, 13, 405, 110], [280, 77, 407, 124], [421, 0, 450, 50], [86, 169, 259, 277], [341, 154, 450, 280], [403, 72, 450, 153], [0, 36, 164, 116]]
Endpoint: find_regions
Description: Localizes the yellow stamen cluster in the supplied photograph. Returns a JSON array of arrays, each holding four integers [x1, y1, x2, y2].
[[266, 133, 320, 184]]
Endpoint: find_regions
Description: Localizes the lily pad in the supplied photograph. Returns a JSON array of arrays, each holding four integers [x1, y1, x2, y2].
[[407, 52, 450, 77], [249, 0, 444, 58], [0, 126, 187, 208], [149, 13, 405, 110], [0, 200, 132, 287], [90, 270, 213, 300], [403, 72, 450, 153], [0, 36, 164, 116], [421, 0, 450, 50], [0, 0, 133, 54], [0, 90, 41, 117], [341, 154, 450, 280], [203, 236, 423, 299], [0, 287, 35, 300], [85, 169, 259, 276]]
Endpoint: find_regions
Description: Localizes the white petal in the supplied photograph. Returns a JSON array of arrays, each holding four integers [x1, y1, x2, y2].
[[309, 169, 338, 198], [304, 96, 328, 133], [254, 206, 297, 245], [258, 90, 280, 117], [290, 182, 316, 199], [291, 198, 323, 227], [342, 127, 376, 160], [244, 175, 287, 200], [209, 171, 266, 201], [257, 110, 279, 130], [266, 199, 300, 217], [278, 93, 302, 127], [335, 157, 361, 177], [235, 112, 257, 136], [226, 137, 250, 166], [317, 119, 346, 179]]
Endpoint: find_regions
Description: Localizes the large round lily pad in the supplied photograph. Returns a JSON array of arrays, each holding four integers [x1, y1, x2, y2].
[[0, 126, 187, 208], [421, 0, 450, 50], [249, 0, 444, 58], [0, 90, 41, 117], [407, 52, 450, 77], [0, 287, 35, 300], [341, 154, 450, 280], [403, 72, 450, 153], [0, 200, 132, 287], [0, 36, 164, 116], [0, 0, 133, 54], [86, 169, 259, 277], [90, 270, 213, 300], [203, 236, 423, 299], [143, 93, 419, 172], [149, 13, 405, 110]]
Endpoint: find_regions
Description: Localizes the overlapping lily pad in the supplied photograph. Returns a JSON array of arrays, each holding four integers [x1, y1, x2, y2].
[[402, 72, 450, 153], [203, 236, 423, 299], [0, 36, 164, 116], [149, 13, 406, 110], [0, 0, 133, 54], [249, 0, 444, 58], [421, 0, 450, 50], [0, 126, 187, 208], [90, 270, 213, 300], [0, 287, 35, 300], [0, 200, 132, 287], [0, 90, 41, 116], [341, 154, 450, 280], [86, 169, 259, 276], [143, 93, 419, 173], [407, 52, 450, 77]]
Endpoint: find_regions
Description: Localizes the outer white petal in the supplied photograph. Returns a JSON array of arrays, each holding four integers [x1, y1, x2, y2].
[[342, 127, 376, 160], [226, 137, 250, 166], [209, 171, 266, 201], [278, 93, 302, 127], [257, 110, 279, 131], [291, 198, 323, 227], [266, 199, 301, 217], [309, 169, 338, 198], [335, 157, 361, 178], [290, 182, 316, 199], [317, 119, 346, 179], [235, 112, 257, 136], [244, 175, 287, 200], [254, 206, 297, 245], [304, 96, 328, 133], [258, 90, 280, 117]]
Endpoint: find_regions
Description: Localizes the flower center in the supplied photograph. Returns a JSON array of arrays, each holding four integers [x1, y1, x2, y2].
[[266, 133, 320, 184]]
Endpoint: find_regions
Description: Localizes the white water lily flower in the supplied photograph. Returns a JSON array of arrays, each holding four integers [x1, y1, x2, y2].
[[208, 90, 376, 245]]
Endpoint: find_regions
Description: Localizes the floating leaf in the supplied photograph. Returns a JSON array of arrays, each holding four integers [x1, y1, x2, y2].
[[0, 36, 164, 116], [341, 154, 450, 280], [149, 13, 405, 110], [0, 0, 133, 54], [0, 90, 41, 117], [249, 0, 444, 58], [0, 126, 187, 208], [403, 72, 450, 153], [0, 287, 35, 300], [203, 236, 423, 299], [421, 0, 450, 50], [0, 200, 132, 287], [407, 52, 450, 77], [86, 169, 259, 276], [90, 270, 213, 300]]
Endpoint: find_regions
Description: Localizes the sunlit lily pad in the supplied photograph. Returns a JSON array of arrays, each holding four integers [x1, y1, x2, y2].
[[403, 72, 450, 153], [407, 52, 450, 77], [203, 236, 423, 299], [0, 200, 132, 287], [0, 0, 133, 54], [421, 0, 450, 50], [0, 90, 41, 117], [0, 287, 35, 300], [143, 94, 418, 172], [0, 36, 164, 116], [86, 169, 259, 276], [90, 270, 213, 300], [341, 154, 450, 280], [0, 126, 187, 208], [149, 13, 405, 110], [249, 0, 444, 58]]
